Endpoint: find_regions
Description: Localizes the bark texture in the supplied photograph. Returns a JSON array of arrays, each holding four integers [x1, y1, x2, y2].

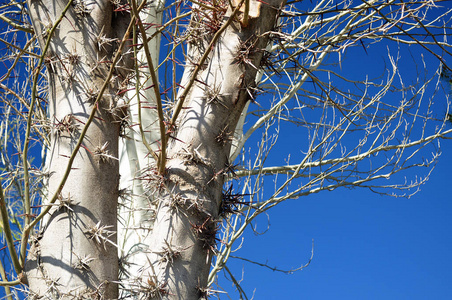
[[118, 1, 165, 296], [131, 1, 286, 298], [25, 0, 131, 298], [24, 0, 284, 298]]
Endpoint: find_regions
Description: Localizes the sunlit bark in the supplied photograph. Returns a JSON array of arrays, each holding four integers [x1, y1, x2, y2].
[[24, 0, 132, 297]]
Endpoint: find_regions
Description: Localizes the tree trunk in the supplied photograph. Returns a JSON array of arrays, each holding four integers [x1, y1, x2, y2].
[[24, 0, 284, 298], [132, 1, 286, 298], [118, 1, 165, 295], [25, 1, 131, 298]]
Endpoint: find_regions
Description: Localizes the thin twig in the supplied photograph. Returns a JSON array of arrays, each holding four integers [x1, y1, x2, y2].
[[0, 13, 33, 34], [0, 259, 13, 298], [230, 239, 314, 274], [0, 181, 21, 276], [131, 0, 167, 174]]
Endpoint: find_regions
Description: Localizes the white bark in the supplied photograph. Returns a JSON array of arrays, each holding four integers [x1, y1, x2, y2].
[[129, 1, 287, 298], [25, 0, 132, 298], [118, 0, 165, 294]]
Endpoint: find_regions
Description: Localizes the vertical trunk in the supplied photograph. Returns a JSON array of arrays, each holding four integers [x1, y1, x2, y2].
[[133, 1, 285, 298], [118, 1, 165, 295], [25, 1, 131, 298]]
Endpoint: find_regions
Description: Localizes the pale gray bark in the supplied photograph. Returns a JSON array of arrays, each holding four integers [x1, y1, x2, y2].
[[132, 1, 287, 298], [25, 0, 131, 298], [24, 0, 285, 298], [118, 1, 164, 295]]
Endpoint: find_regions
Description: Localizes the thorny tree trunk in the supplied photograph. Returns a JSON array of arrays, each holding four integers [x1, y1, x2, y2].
[[23, 0, 285, 298], [131, 1, 286, 298], [25, 0, 131, 298], [118, 0, 164, 291]]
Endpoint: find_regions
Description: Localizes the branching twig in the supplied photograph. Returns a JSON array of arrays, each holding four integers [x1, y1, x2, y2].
[[230, 239, 314, 274], [131, 0, 167, 174]]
